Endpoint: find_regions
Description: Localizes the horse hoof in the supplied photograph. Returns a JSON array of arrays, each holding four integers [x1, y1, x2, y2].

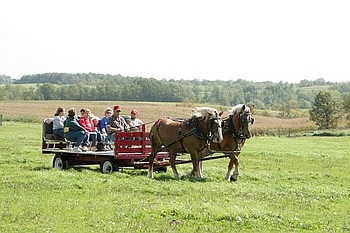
[[230, 176, 237, 182]]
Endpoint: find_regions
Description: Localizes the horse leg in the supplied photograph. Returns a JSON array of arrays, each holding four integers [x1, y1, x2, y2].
[[184, 169, 195, 178], [170, 154, 180, 180], [231, 154, 240, 181], [147, 153, 156, 178], [226, 154, 239, 181], [198, 160, 204, 178], [184, 158, 204, 178], [191, 158, 203, 179], [225, 154, 234, 181]]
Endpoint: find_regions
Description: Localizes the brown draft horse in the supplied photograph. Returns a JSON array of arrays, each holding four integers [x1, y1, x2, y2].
[[148, 107, 224, 179], [187, 104, 254, 181]]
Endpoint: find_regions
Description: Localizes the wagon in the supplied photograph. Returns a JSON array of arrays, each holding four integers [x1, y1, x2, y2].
[[42, 118, 232, 175], [42, 118, 170, 173]]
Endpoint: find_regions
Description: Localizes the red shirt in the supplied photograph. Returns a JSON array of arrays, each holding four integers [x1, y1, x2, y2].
[[79, 116, 95, 132]]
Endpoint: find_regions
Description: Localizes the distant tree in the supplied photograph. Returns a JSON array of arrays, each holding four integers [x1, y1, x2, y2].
[[313, 78, 326, 85], [37, 83, 57, 100], [309, 91, 343, 129], [0, 74, 13, 84], [278, 100, 297, 119], [342, 92, 350, 125]]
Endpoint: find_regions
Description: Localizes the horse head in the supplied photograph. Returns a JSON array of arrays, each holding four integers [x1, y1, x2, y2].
[[192, 107, 223, 143], [227, 104, 254, 139]]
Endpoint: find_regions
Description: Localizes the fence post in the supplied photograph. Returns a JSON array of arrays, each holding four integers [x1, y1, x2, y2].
[[0, 114, 2, 126], [278, 128, 280, 137]]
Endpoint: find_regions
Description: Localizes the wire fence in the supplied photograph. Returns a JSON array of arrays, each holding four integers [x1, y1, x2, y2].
[[253, 127, 316, 137]]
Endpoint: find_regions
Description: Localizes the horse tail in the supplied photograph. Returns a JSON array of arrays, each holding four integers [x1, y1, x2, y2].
[[148, 119, 162, 178], [149, 119, 161, 154]]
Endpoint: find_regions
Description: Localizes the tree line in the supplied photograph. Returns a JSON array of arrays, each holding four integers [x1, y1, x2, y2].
[[1, 73, 350, 114]]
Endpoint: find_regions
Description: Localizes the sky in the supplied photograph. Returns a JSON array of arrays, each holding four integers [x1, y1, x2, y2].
[[1, 0, 350, 83]]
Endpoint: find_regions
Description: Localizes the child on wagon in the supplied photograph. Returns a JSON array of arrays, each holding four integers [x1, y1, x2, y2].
[[79, 108, 102, 151], [129, 109, 144, 132]]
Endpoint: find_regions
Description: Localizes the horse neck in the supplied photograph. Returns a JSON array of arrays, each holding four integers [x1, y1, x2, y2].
[[193, 116, 210, 133], [227, 113, 241, 137]]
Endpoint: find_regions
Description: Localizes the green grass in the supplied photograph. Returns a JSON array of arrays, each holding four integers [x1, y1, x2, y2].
[[0, 122, 350, 232]]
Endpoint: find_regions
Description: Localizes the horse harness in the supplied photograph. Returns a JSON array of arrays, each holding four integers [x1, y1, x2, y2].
[[215, 110, 254, 152], [155, 115, 221, 154]]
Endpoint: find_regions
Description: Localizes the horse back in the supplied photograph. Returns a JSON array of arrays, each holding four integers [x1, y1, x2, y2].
[[150, 117, 205, 154]]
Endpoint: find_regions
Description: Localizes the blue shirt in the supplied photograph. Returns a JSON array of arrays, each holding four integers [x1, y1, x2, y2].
[[99, 116, 108, 134]]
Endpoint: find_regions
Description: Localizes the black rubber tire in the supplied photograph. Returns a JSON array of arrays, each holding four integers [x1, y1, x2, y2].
[[100, 158, 119, 174], [52, 154, 67, 170]]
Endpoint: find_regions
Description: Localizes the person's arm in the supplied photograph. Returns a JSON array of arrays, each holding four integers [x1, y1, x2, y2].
[[122, 118, 130, 132], [106, 117, 122, 132], [90, 119, 96, 132], [71, 119, 86, 131]]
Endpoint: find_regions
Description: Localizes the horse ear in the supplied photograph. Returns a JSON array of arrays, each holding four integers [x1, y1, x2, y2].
[[242, 104, 246, 111], [219, 111, 224, 116]]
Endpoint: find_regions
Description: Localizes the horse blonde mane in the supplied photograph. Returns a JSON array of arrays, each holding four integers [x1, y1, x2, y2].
[[192, 107, 218, 118], [228, 104, 251, 116]]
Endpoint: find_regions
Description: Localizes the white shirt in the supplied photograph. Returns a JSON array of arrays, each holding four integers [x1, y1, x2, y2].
[[53, 116, 65, 130], [129, 118, 144, 132]]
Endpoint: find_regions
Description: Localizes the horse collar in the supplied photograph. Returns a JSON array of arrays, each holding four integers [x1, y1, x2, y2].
[[190, 116, 210, 141], [227, 114, 244, 139]]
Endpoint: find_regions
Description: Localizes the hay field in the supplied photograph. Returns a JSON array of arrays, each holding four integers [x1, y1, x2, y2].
[[0, 100, 316, 132]]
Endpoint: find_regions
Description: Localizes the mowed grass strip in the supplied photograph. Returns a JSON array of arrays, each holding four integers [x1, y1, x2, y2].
[[0, 122, 349, 232]]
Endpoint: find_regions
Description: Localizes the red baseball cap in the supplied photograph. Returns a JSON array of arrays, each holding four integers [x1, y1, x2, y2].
[[131, 109, 138, 115], [113, 105, 121, 111]]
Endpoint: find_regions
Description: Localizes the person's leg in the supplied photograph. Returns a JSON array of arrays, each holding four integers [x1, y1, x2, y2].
[[53, 128, 64, 138], [107, 133, 115, 143], [81, 133, 89, 146], [90, 133, 97, 146], [65, 131, 84, 151], [96, 132, 102, 142]]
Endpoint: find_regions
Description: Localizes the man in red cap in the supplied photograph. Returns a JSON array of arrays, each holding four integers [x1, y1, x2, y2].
[[106, 105, 130, 142], [129, 109, 144, 132]]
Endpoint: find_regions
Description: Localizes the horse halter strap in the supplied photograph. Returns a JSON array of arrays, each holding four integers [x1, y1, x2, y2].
[[190, 116, 211, 141], [227, 112, 245, 139]]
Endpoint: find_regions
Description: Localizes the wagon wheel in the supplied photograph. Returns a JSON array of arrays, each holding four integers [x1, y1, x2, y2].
[[52, 154, 67, 170], [100, 158, 119, 174]]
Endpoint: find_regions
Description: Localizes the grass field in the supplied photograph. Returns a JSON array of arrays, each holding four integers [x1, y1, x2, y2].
[[0, 101, 349, 232]]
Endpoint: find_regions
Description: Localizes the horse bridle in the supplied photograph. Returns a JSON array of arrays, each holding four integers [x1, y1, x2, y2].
[[226, 111, 254, 139], [207, 114, 222, 142], [191, 114, 222, 142]]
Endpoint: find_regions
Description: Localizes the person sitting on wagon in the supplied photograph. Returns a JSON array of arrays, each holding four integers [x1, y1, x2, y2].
[[106, 105, 130, 142], [99, 107, 112, 149], [92, 115, 110, 151], [129, 109, 144, 132], [64, 107, 89, 152], [79, 108, 102, 151], [53, 106, 66, 138]]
